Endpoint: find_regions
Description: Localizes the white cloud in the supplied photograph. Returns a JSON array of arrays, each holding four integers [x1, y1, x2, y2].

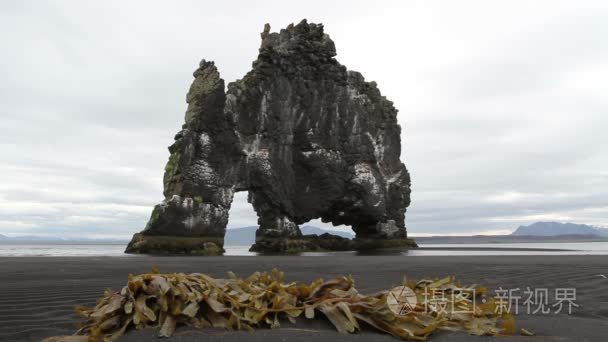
[[1, 0, 607, 238]]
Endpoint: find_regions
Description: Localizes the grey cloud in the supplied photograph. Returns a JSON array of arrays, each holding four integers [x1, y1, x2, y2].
[[1, 1, 607, 238]]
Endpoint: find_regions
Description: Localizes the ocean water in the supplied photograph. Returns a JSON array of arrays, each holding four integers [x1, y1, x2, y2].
[[0, 242, 607, 257]]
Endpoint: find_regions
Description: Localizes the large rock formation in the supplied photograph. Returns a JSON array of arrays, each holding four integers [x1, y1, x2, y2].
[[126, 20, 414, 255]]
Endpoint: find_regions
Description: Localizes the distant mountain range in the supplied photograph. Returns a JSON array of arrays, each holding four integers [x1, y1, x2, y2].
[[416, 221, 608, 244], [3, 221, 605, 246], [512, 222, 608, 237], [225, 225, 354, 245]]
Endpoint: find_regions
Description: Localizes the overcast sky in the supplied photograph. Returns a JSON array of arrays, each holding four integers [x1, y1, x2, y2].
[[1, 1, 607, 239]]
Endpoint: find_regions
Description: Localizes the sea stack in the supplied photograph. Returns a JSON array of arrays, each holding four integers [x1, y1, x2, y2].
[[126, 20, 414, 254]]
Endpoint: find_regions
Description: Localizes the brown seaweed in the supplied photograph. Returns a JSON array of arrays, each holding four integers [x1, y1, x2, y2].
[[43, 269, 522, 341]]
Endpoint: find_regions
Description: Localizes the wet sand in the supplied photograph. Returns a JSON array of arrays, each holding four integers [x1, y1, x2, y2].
[[0, 255, 606, 341]]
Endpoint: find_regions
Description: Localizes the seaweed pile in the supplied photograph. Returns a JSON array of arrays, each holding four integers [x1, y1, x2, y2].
[[44, 269, 521, 341]]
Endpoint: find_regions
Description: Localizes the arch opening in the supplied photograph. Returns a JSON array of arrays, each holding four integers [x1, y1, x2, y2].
[[224, 191, 258, 247]]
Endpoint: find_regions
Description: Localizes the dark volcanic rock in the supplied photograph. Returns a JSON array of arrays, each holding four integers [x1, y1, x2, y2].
[[126, 20, 414, 255]]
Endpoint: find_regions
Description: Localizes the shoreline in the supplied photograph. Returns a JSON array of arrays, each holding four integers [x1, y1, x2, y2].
[[1, 241, 607, 258], [416, 246, 574, 251]]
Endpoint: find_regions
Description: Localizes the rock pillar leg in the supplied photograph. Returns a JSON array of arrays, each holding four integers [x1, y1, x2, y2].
[[352, 220, 417, 250], [125, 195, 228, 255], [249, 210, 305, 252]]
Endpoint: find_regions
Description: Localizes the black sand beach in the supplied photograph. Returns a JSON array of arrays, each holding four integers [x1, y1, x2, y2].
[[1, 255, 606, 342]]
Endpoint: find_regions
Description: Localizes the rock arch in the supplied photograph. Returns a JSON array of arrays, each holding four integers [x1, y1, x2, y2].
[[126, 20, 414, 254]]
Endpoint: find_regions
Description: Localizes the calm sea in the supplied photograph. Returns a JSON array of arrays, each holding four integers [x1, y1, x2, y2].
[[0, 242, 607, 257]]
